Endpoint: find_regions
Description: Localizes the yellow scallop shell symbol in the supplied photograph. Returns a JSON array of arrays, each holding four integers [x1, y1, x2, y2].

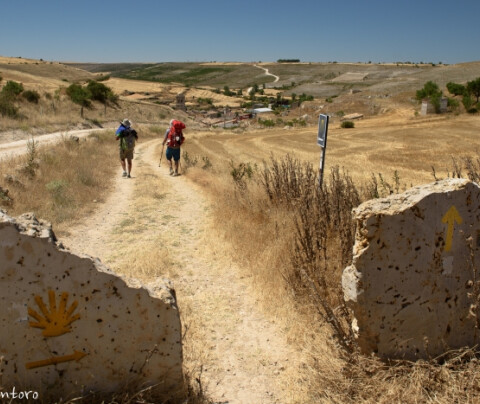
[[28, 290, 80, 337]]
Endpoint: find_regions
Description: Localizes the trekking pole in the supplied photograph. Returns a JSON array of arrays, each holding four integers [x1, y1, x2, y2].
[[159, 144, 165, 167]]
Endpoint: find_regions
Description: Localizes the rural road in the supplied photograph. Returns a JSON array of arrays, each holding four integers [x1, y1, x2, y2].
[[0, 127, 112, 160]]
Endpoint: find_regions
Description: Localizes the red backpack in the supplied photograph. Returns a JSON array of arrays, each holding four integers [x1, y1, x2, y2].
[[167, 120, 185, 148]]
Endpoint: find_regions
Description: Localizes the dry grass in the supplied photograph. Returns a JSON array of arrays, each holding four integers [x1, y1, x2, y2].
[[181, 132, 480, 403], [0, 127, 161, 232], [0, 131, 117, 229]]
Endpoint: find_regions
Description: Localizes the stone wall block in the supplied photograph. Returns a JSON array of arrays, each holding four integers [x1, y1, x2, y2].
[[0, 210, 183, 398], [342, 179, 480, 360]]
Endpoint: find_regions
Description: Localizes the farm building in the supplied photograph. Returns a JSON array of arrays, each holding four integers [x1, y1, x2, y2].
[[421, 98, 448, 115]]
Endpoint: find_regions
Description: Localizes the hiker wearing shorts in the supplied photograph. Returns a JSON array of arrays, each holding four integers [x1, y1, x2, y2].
[[162, 119, 185, 177], [116, 118, 138, 178]]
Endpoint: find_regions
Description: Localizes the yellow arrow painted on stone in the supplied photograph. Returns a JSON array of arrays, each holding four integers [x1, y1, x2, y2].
[[442, 205, 463, 252], [25, 350, 87, 370]]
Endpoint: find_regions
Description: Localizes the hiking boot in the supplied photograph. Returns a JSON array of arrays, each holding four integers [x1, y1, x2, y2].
[[173, 171, 179, 177], [127, 173, 131, 178], [169, 167, 174, 175], [122, 171, 127, 177]]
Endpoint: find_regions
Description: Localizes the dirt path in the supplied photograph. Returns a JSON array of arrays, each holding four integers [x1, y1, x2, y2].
[[0, 127, 112, 159], [254, 65, 280, 83], [60, 139, 302, 403]]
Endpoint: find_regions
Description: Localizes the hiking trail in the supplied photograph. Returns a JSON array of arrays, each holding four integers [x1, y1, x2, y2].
[[59, 139, 303, 403]]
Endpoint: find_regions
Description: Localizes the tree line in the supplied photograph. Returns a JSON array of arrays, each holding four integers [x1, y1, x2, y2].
[[416, 77, 480, 113], [0, 74, 118, 119]]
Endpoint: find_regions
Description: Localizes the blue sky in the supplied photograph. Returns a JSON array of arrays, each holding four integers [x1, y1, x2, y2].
[[1, 0, 479, 64]]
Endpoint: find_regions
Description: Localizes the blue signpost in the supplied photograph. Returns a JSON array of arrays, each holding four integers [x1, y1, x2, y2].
[[317, 114, 329, 187]]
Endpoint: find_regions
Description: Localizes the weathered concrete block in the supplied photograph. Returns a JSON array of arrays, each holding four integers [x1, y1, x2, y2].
[[0, 210, 182, 399], [343, 179, 480, 360]]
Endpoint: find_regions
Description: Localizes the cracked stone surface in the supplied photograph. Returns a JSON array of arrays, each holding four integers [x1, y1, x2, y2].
[[0, 210, 182, 398], [343, 179, 480, 360]]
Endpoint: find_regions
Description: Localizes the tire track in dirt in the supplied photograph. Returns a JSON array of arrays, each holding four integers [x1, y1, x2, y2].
[[61, 139, 303, 403]]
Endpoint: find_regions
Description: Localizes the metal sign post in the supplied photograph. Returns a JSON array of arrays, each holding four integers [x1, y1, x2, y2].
[[317, 114, 329, 187]]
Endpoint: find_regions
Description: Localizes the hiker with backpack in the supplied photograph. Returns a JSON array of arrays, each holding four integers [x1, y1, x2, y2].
[[116, 118, 138, 178], [162, 119, 185, 176]]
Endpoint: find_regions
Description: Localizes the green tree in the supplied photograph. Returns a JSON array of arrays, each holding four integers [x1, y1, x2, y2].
[[416, 81, 441, 101], [86, 80, 116, 115], [66, 84, 91, 117], [446, 82, 466, 96], [466, 77, 480, 103]]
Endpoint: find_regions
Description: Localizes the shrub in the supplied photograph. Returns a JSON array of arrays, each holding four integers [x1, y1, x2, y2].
[[22, 90, 40, 103], [258, 118, 275, 127], [0, 94, 18, 118], [341, 121, 355, 128], [2, 80, 24, 97]]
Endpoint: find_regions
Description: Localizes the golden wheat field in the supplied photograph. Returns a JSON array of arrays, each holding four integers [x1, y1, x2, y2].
[[183, 110, 480, 188]]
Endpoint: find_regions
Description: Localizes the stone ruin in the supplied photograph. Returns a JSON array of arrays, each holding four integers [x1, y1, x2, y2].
[[0, 210, 183, 399], [421, 98, 448, 115], [343, 178, 480, 360]]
